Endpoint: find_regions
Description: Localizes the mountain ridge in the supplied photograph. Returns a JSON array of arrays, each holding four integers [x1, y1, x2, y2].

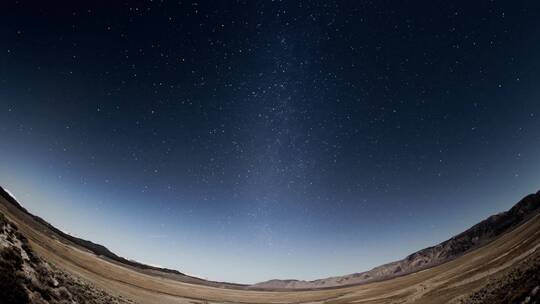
[[252, 190, 540, 289], [0, 186, 248, 289], [1, 185, 538, 290]]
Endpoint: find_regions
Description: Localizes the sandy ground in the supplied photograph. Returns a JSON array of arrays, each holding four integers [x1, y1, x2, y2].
[[1, 197, 539, 304]]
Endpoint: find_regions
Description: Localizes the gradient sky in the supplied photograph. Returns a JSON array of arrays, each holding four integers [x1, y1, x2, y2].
[[1, 1, 540, 284]]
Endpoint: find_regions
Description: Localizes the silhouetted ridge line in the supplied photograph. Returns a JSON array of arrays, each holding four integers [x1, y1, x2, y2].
[[0, 186, 188, 274], [1, 185, 538, 290], [0, 185, 248, 288], [253, 190, 540, 289]]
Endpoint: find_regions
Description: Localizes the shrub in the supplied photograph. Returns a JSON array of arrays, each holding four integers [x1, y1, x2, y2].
[[21, 242, 40, 264], [56, 286, 72, 301], [0, 257, 29, 304], [0, 212, 6, 226], [1, 247, 24, 271]]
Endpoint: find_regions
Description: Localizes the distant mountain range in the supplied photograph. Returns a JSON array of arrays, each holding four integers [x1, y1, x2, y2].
[[0, 186, 247, 289], [1, 185, 539, 290], [253, 190, 540, 289]]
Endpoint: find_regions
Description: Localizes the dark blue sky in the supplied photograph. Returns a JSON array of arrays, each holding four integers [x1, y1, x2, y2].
[[1, 1, 540, 283]]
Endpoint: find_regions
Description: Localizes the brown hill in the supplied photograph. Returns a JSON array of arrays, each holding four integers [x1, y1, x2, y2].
[[1, 185, 540, 304], [252, 190, 540, 289], [0, 186, 247, 290]]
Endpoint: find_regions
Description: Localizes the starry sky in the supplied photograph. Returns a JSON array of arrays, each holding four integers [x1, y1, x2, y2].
[[1, 1, 540, 284]]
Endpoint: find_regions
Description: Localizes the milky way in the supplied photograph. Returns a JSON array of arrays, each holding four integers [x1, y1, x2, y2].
[[1, 1, 540, 283]]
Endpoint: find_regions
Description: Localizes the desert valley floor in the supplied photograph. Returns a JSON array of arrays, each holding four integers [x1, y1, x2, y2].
[[1, 190, 540, 304]]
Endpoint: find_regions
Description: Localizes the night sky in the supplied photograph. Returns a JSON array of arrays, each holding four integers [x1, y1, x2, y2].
[[1, 1, 540, 283]]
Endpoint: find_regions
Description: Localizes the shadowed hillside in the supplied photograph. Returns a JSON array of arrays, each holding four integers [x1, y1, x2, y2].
[[254, 190, 540, 289], [1, 187, 539, 303], [0, 212, 132, 304], [0, 186, 247, 290]]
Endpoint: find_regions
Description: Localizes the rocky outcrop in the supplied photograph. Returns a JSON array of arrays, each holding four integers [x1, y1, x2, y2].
[[0, 212, 133, 304]]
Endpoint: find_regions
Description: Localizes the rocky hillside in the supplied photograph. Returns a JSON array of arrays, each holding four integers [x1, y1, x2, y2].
[[2, 185, 539, 294], [458, 251, 540, 304], [0, 211, 133, 304], [0, 186, 186, 276], [253, 190, 540, 289], [0, 186, 246, 290]]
